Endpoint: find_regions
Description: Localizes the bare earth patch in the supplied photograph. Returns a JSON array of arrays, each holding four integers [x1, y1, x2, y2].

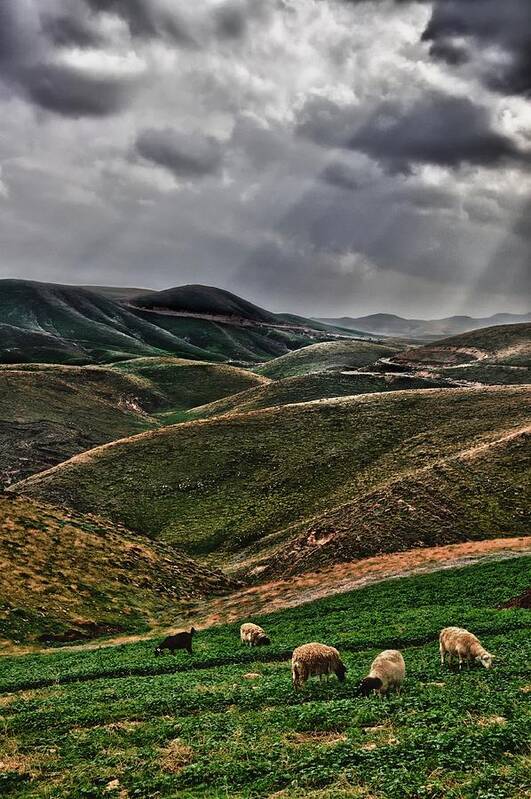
[[285, 731, 348, 746], [158, 739, 194, 774]]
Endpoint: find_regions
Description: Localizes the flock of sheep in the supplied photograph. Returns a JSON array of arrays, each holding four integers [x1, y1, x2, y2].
[[155, 622, 494, 694]]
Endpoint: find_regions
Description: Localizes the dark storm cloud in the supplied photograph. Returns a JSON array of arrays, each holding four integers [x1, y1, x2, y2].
[[422, 0, 531, 96], [135, 127, 224, 178], [25, 63, 135, 117], [298, 91, 529, 172], [0, 1, 140, 117], [214, 2, 248, 40], [83, 0, 263, 46], [83, 0, 197, 46], [40, 8, 104, 48], [322, 161, 365, 191], [0, 0, 529, 318]]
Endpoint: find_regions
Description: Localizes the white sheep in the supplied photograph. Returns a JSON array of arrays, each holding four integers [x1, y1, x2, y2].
[[358, 649, 405, 696], [240, 622, 270, 647], [291, 642, 347, 688], [439, 627, 494, 669]]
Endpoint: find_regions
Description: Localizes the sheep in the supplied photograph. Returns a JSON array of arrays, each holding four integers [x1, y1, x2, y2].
[[439, 627, 494, 670], [240, 622, 270, 647], [358, 649, 405, 697], [154, 627, 195, 656], [291, 642, 347, 688]]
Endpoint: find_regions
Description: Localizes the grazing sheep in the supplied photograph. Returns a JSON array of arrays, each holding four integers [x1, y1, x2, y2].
[[291, 642, 347, 688], [439, 627, 494, 670], [154, 627, 195, 656], [240, 622, 270, 647], [358, 650, 405, 697]]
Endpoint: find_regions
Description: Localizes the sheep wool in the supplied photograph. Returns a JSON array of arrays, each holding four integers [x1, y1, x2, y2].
[[358, 649, 405, 696], [439, 627, 494, 669], [240, 623, 270, 647], [291, 642, 347, 688]]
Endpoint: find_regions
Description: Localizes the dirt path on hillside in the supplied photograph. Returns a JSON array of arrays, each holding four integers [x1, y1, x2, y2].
[[194, 537, 530, 627], [2, 537, 528, 658]]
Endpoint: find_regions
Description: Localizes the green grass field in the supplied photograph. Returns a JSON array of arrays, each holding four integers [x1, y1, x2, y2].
[[1, 557, 529, 798]]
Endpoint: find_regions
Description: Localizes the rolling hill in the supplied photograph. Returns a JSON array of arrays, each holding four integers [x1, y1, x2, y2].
[[256, 340, 404, 379], [320, 311, 531, 341], [191, 372, 449, 418], [244, 425, 530, 580], [0, 280, 357, 366], [10, 387, 530, 571], [0, 495, 235, 645], [395, 322, 531, 365], [0, 360, 264, 486], [131, 284, 279, 323]]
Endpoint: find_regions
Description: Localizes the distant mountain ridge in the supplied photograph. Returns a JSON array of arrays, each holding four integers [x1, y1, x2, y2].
[[0, 279, 359, 365], [319, 311, 531, 340]]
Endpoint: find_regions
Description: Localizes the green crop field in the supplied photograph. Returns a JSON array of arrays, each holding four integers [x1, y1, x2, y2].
[[0, 558, 529, 798]]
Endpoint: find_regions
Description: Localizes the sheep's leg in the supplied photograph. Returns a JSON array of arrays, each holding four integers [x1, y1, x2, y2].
[[440, 644, 446, 666]]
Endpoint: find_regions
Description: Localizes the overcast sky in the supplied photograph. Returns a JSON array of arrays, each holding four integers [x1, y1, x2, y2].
[[0, 0, 529, 317]]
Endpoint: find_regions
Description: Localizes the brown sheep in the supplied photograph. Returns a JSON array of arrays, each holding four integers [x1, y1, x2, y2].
[[291, 642, 347, 688], [240, 622, 270, 647]]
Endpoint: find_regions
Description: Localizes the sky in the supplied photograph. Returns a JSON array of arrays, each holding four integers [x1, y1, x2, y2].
[[0, 0, 529, 317]]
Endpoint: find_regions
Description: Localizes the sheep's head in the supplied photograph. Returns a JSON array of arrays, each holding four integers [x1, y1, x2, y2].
[[257, 634, 270, 646], [477, 652, 494, 669], [336, 662, 347, 682], [358, 676, 382, 696]]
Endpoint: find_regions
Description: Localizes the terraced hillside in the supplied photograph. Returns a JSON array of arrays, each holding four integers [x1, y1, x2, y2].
[[256, 340, 403, 379], [11, 387, 530, 569], [192, 372, 448, 418], [0, 495, 235, 646], [0, 280, 356, 365], [0, 360, 263, 486], [0, 557, 529, 798]]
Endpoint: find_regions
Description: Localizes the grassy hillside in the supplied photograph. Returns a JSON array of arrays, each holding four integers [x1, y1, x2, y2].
[[244, 427, 530, 580], [193, 372, 448, 418], [112, 357, 268, 423], [0, 495, 235, 646], [131, 284, 279, 323], [11, 387, 530, 563], [0, 280, 354, 366], [395, 323, 531, 367], [0, 280, 213, 364], [0, 360, 263, 486], [256, 340, 403, 379], [0, 557, 529, 797]]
